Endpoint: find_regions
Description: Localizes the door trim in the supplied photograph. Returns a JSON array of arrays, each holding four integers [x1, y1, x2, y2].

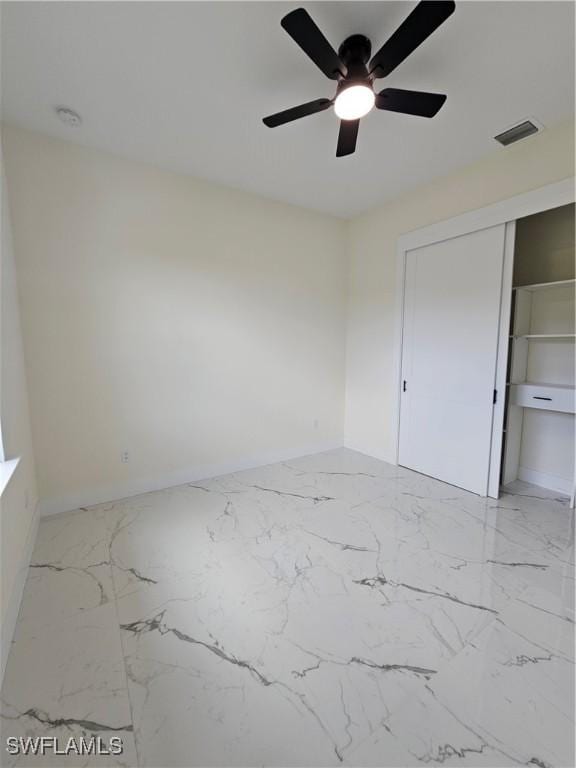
[[391, 177, 575, 487]]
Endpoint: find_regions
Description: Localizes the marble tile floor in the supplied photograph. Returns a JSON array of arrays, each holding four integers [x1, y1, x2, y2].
[[1, 448, 574, 768]]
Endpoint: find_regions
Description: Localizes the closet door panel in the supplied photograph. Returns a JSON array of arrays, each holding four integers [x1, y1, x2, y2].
[[399, 224, 506, 495]]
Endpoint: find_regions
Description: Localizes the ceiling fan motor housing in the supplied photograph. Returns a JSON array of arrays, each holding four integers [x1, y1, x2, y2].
[[337, 34, 372, 87]]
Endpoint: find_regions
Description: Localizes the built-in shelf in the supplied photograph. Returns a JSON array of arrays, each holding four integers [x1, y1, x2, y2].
[[503, 215, 575, 505], [507, 381, 575, 390], [510, 333, 576, 340], [513, 278, 576, 292]]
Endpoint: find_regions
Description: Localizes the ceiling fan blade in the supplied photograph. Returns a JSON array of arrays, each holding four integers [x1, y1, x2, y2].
[[336, 119, 359, 157], [281, 8, 346, 80], [263, 98, 333, 128], [376, 88, 446, 117], [369, 1, 455, 78]]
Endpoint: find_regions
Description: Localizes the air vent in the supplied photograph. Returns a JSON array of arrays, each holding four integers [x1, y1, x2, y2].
[[494, 120, 539, 146]]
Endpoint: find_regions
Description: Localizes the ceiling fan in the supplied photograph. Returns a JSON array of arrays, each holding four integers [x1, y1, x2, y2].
[[263, 1, 455, 157]]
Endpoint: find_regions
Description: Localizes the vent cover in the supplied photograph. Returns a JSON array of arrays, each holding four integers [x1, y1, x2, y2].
[[494, 120, 539, 146]]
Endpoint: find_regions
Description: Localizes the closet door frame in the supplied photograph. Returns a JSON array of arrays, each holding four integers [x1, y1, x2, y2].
[[487, 221, 516, 497], [391, 178, 574, 498]]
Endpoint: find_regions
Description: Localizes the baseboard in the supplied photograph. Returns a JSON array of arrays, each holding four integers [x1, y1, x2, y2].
[[38, 439, 344, 517], [1, 500, 40, 685], [342, 437, 394, 465], [517, 466, 573, 496]]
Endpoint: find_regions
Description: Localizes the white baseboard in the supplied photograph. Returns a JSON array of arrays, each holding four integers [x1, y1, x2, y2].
[[1, 501, 40, 685], [343, 437, 394, 465], [517, 466, 573, 496], [38, 440, 344, 517]]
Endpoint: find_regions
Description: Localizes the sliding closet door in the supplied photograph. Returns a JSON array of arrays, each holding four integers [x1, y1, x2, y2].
[[399, 224, 506, 495]]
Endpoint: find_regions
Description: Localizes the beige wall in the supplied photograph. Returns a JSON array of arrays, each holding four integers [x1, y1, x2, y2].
[[344, 119, 575, 462], [514, 202, 575, 286], [0, 149, 38, 679], [3, 117, 575, 520], [2, 126, 347, 514]]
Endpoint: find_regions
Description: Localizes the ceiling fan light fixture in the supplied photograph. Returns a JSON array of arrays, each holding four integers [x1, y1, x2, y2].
[[334, 84, 375, 121]]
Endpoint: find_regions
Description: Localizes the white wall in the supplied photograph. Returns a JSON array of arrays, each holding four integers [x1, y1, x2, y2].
[[344, 118, 575, 463], [2, 125, 347, 515], [0, 147, 38, 680], [519, 410, 574, 493]]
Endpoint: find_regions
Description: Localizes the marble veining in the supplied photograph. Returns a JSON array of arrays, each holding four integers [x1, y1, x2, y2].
[[1, 448, 574, 766]]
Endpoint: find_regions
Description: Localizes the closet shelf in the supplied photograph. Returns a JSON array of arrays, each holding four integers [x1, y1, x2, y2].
[[513, 278, 576, 292], [508, 382, 576, 390], [510, 333, 576, 340]]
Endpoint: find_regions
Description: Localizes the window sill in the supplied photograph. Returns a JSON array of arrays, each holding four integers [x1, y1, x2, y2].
[[0, 457, 20, 499]]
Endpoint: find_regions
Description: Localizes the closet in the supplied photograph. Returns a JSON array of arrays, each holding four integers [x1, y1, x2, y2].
[[398, 196, 575, 504], [501, 203, 575, 502]]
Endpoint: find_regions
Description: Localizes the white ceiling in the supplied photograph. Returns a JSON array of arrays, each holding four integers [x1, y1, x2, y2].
[[1, 1, 574, 218]]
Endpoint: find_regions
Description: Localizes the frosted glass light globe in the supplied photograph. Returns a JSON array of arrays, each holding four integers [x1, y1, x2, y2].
[[334, 85, 375, 120]]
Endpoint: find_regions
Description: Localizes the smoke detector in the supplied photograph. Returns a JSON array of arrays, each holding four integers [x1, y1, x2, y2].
[[55, 106, 82, 127]]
